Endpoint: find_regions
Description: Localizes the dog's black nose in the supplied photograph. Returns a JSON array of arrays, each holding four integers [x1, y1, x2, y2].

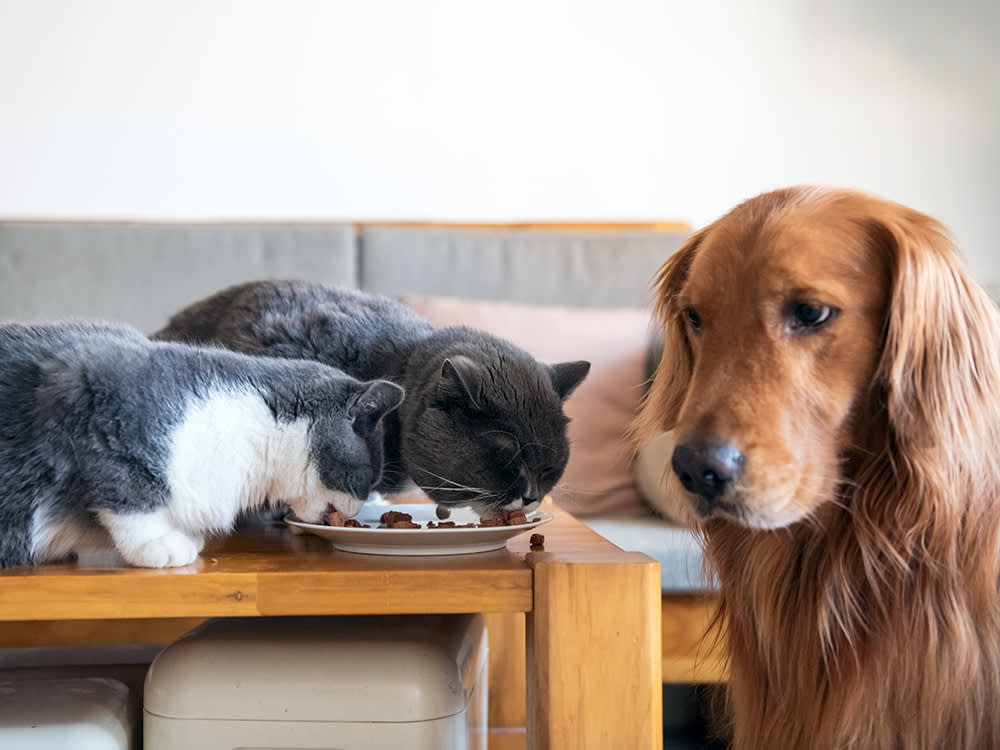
[[671, 441, 744, 500]]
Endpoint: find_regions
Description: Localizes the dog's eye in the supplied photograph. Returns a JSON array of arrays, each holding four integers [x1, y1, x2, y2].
[[791, 302, 836, 330], [683, 307, 702, 331]]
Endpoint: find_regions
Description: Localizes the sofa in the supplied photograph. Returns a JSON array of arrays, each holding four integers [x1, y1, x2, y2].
[[0, 219, 721, 737]]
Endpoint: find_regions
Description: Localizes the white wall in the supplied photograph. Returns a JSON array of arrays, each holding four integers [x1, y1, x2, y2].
[[1, 0, 997, 283]]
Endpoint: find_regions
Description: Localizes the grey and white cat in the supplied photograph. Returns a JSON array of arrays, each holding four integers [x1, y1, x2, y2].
[[0, 321, 403, 568], [154, 281, 590, 516]]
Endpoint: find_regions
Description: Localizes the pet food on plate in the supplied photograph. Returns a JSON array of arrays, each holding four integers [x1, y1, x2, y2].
[[379, 510, 413, 525], [389, 520, 421, 529], [325, 509, 347, 527], [322, 507, 541, 530], [379, 510, 421, 529], [502, 509, 528, 525], [478, 509, 530, 527], [323, 509, 371, 528]]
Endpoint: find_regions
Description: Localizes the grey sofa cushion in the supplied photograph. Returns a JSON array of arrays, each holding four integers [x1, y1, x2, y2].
[[359, 226, 690, 308], [0, 222, 357, 333]]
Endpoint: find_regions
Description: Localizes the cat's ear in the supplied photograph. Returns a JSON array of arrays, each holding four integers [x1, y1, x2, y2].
[[437, 356, 483, 410], [549, 360, 591, 400], [348, 380, 405, 433]]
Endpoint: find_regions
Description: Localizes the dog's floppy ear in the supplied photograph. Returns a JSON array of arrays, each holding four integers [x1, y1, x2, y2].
[[632, 227, 709, 445], [869, 203, 1000, 464]]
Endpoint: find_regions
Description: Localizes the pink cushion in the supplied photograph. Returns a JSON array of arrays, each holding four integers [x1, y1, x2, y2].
[[400, 295, 653, 517]]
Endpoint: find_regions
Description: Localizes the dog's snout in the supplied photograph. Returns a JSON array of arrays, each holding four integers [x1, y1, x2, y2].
[[671, 441, 744, 501]]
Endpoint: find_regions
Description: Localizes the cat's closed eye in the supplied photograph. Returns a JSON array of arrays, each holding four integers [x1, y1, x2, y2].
[[489, 432, 522, 466]]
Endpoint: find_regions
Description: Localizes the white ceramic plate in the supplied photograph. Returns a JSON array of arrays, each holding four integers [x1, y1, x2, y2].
[[285, 503, 551, 556]]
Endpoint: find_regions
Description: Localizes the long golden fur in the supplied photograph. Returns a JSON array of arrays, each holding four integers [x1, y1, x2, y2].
[[634, 186, 1000, 749]]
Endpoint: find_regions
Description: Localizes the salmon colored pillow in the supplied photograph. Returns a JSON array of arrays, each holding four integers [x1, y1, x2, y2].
[[400, 295, 654, 517]]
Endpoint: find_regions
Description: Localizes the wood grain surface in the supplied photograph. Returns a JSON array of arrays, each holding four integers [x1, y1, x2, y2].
[[513, 503, 664, 750], [0, 502, 664, 749], [661, 593, 726, 683], [0, 522, 532, 620]]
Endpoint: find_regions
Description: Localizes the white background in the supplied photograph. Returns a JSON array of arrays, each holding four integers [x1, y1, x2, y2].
[[1, 1, 997, 284]]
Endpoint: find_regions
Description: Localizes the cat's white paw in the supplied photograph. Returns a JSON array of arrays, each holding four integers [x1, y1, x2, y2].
[[124, 530, 200, 568]]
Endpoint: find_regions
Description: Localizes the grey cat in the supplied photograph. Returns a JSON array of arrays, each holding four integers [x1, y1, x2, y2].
[[154, 281, 590, 515], [0, 321, 403, 568]]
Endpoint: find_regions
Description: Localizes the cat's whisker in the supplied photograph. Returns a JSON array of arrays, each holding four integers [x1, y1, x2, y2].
[[548, 483, 608, 497], [420, 485, 487, 493], [483, 430, 520, 440], [409, 462, 492, 497], [482, 431, 559, 463]]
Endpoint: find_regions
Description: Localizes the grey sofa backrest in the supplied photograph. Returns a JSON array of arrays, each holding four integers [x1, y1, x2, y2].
[[0, 222, 357, 333], [0, 221, 691, 331], [358, 226, 689, 309]]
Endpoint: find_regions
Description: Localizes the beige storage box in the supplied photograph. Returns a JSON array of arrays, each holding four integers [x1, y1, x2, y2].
[[0, 677, 133, 749], [144, 614, 488, 750]]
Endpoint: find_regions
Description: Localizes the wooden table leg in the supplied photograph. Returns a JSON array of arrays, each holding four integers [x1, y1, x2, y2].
[[526, 552, 662, 750]]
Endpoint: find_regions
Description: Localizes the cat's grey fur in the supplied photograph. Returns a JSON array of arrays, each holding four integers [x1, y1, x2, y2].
[[154, 281, 590, 515], [0, 321, 403, 568]]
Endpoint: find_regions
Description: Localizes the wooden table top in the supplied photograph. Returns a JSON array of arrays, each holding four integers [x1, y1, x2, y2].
[[0, 502, 665, 750], [0, 515, 538, 621], [0, 499, 649, 622]]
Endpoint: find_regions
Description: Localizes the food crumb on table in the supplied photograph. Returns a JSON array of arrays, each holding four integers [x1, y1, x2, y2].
[[529, 533, 545, 548]]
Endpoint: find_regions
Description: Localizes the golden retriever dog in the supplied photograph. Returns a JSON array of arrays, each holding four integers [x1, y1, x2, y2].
[[634, 186, 1000, 749]]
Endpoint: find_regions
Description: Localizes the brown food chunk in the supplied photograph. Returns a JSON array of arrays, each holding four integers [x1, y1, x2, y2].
[[477, 517, 506, 527], [501, 509, 528, 526], [475, 509, 532, 527], [389, 520, 421, 529], [529, 533, 545, 548], [380, 510, 414, 525], [426, 520, 478, 529], [325, 510, 347, 527], [344, 519, 370, 528]]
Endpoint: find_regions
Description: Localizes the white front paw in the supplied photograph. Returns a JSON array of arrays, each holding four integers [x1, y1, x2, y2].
[[123, 530, 200, 568]]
